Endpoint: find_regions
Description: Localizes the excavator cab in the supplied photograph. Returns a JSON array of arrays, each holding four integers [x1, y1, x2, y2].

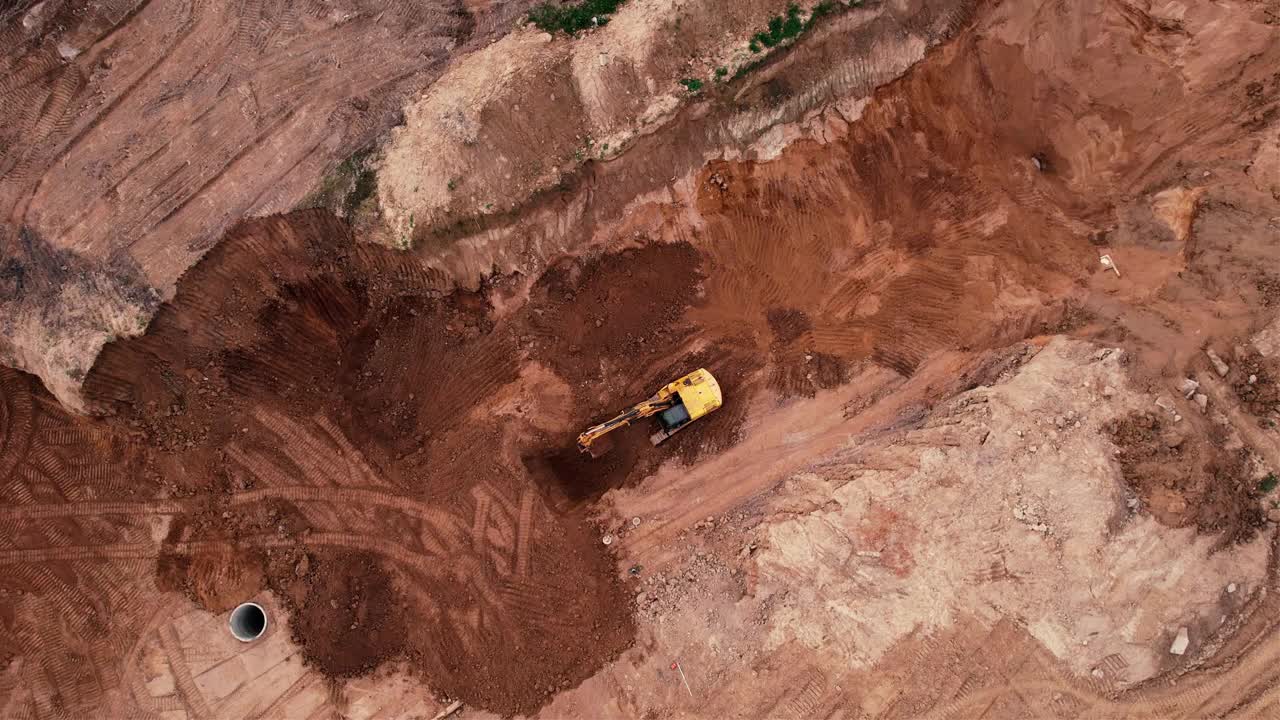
[[648, 369, 721, 446], [577, 368, 722, 454]]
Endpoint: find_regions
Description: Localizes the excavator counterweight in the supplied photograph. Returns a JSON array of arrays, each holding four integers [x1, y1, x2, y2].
[[577, 368, 722, 454]]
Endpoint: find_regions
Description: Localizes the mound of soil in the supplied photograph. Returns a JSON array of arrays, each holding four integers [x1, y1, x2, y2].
[[1230, 352, 1280, 420], [275, 551, 407, 679], [1107, 411, 1264, 544]]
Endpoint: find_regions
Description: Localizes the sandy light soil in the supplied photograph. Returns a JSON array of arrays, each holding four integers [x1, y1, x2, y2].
[[2, 0, 1280, 718]]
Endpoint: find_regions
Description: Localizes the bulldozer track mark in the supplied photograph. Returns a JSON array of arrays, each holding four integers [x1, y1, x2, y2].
[[514, 488, 536, 578], [20, 0, 199, 207], [0, 543, 158, 565], [471, 489, 491, 552], [772, 669, 828, 720], [0, 499, 187, 521], [0, 486, 469, 553], [122, 597, 190, 714], [160, 623, 212, 720], [0, 370, 35, 482], [249, 669, 320, 720]]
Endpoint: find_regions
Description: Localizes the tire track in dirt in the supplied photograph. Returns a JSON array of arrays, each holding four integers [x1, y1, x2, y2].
[[0, 366, 161, 720]]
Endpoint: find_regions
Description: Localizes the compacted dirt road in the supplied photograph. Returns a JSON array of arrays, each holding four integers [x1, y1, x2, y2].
[[2, 0, 1280, 717]]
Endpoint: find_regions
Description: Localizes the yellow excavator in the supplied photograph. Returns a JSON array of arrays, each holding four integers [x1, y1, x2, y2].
[[577, 368, 723, 455]]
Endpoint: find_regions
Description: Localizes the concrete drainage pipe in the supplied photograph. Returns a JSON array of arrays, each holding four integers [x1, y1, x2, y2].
[[229, 602, 268, 642]]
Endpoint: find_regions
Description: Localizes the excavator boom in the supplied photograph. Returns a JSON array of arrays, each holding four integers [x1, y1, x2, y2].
[[576, 396, 674, 453]]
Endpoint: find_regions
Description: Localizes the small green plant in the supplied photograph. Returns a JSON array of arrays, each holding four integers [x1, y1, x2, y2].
[[715, 66, 728, 79], [447, 177, 458, 191], [527, 0, 627, 35], [680, 77, 705, 92], [1260, 473, 1279, 494], [343, 163, 376, 216], [752, 4, 804, 49], [735, 2, 852, 81]]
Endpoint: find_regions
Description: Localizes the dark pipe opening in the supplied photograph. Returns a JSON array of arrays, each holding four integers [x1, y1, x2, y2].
[[230, 602, 267, 642]]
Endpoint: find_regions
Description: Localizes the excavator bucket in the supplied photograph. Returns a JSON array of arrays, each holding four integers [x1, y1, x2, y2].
[[583, 434, 616, 458]]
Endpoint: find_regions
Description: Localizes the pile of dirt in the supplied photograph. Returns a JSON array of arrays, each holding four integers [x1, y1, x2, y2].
[[1107, 411, 1264, 544], [274, 551, 408, 679], [1230, 351, 1280, 421]]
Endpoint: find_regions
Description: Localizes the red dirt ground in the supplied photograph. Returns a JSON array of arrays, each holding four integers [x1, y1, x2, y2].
[[2, 0, 1279, 716]]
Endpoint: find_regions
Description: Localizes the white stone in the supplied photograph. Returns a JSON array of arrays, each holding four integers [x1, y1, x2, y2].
[[1170, 627, 1190, 655], [1206, 349, 1230, 377]]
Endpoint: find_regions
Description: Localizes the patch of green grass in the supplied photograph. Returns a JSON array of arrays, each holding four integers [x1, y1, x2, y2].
[[680, 77, 705, 93], [1259, 473, 1279, 494], [528, 0, 627, 35], [735, 2, 853, 82], [715, 66, 729, 79], [752, 4, 804, 49]]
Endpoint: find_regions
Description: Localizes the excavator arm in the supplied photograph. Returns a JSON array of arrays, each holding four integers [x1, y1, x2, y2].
[[577, 395, 675, 454]]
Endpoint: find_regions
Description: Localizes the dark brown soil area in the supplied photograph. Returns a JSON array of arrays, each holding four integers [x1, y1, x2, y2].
[[83, 210, 637, 716], [525, 242, 704, 384], [1230, 352, 1280, 422], [275, 551, 407, 679], [1107, 411, 1265, 545]]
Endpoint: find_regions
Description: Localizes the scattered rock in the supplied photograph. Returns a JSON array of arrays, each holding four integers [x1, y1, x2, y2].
[[1179, 378, 1200, 398], [1206, 348, 1230, 377], [1102, 385, 1116, 398], [1169, 627, 1190, 655], [1227, 583, 1237, 593], [1193, 393, 1208, 412]]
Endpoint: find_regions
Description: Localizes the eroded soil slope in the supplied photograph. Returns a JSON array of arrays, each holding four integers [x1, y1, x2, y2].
[[0, 0, 537, 408]]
